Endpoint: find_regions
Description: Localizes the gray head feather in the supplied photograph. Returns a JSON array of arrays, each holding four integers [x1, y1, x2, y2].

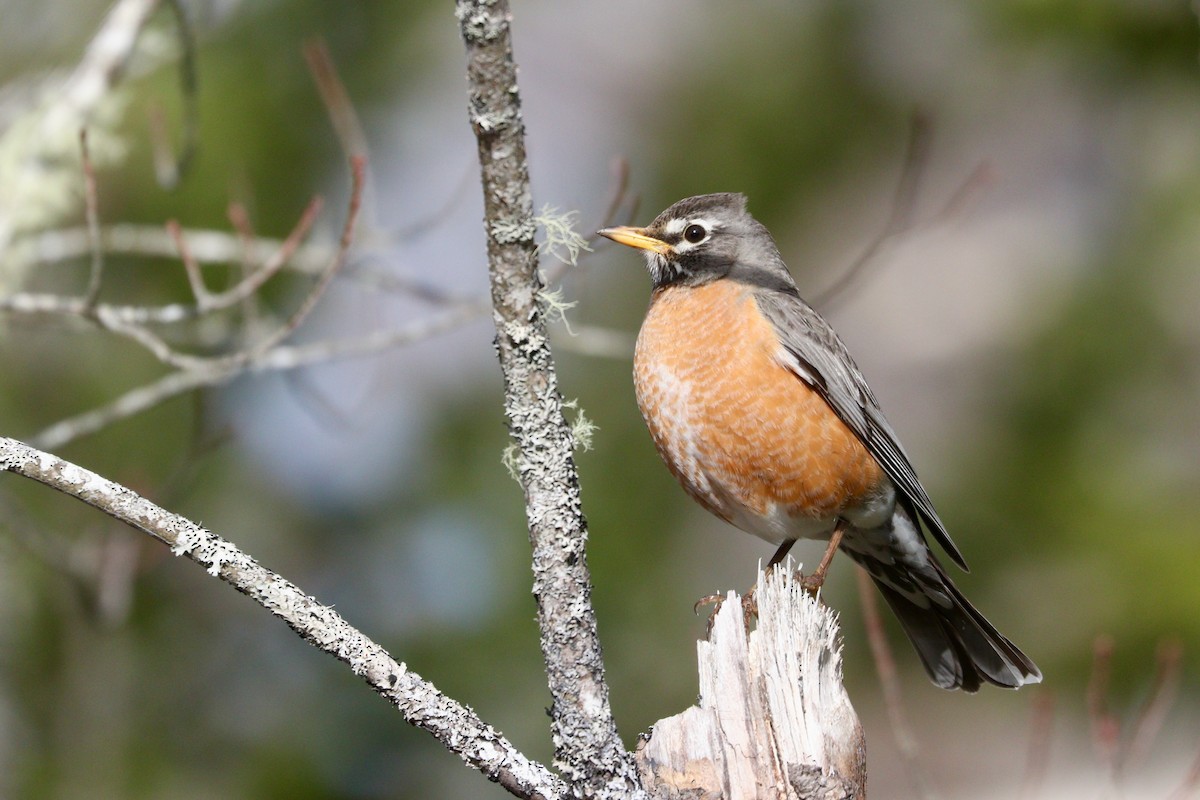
[[637, 193, 798, 293]]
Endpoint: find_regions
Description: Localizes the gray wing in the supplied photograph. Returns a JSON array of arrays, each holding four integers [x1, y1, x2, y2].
[[754, 289, 970, 572]]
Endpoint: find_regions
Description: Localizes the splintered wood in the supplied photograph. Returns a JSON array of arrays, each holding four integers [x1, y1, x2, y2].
[[637, 568, 866, 799]]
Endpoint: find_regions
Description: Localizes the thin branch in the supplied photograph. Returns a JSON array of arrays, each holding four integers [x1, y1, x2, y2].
[[226, 202, 261, 268], [1120, 637, 1184, 775], [1018, 690, 1055, 800], [812, 111, 932, 309], [392, 160, 477, 241], [855, 566, 938, 800], [150, 0, 199, 188], [931, 162, 996, 223], [80, 129, 104, 309], [243, 157, 363, 360], [303, 38, 370, 162], [457, 1, 642, 797], [11, 223, 466, 300], [0, 437, 566, 800], [303, 37, 378, 231], [180, 196, 325, 314], [41, 0, 163, 136], [583, 156, 637, 247], [67, 161, 360, 373], [167, 219, 213, 307], [2, 197, 325, 328], [29, 299, 487, 450], [809, 113, 999, 314], [1086, 634, 1120, 781], [1169, 744, 1200, 800]]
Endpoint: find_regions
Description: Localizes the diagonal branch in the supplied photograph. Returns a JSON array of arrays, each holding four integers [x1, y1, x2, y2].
[[0, 436, 567, 800], [29, 299, 488, 450], [456, 1, 643, 797]]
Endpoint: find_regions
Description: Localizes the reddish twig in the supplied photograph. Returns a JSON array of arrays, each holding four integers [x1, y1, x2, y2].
[[167, 218, 213, 307], [248, 158, 362, 358], [74, 169, 347, 372], [1087, 634, 1120, 780], [226, 201, 261, 270], [1169, 745, 1200, 800], [855, 565, 937, 799], [303, 37, 376, 231], [1019, 690, 1056, 800], [167, 196, 324, 317], [225, 201, 263, 325], [303, 37, 369, 162], [1121, 637, 1184, 775]]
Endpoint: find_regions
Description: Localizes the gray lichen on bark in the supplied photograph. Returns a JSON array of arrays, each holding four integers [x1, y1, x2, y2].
[[456, 0, 644, 797]]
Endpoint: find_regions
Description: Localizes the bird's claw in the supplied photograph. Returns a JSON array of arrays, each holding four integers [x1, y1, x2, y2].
[[695, 587, 759, 637]]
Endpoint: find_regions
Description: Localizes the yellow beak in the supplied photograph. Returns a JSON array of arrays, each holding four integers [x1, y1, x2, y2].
[[596, 226, 673, 256]]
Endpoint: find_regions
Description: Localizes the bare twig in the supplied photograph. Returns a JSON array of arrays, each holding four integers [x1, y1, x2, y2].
[[2, 198, 325, 331], [150, 0, 199, 188], [1169, 744, 1200, 800], [392, 160, 478, 242], [0, 437, 566, 800], [1121, 637, 1184, 775], [810, 112, 997, 313], [225, 202, 260, 267], [178, 196, 325, 314], [1018, 690, 1055, 800], [12, 223, 468, 300], [457, 1, 642, 797], [167, 219, 214, 307], [855, 566, 937, 800], [303, 37, 378, 231], [245, 157, 363, 359], [65, 160, 360, 373], [931, 162, 996, 223], [29, 299, 488, 450], [41, 0, 163, 136], [303, 38, 369, 162], [80, 129, 104, 309], [812, 111, 932, 310], [1087, 634, 1120, 781], [584, 156, 637, 246]]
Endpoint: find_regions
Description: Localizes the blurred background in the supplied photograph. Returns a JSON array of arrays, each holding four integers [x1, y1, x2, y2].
[[1, 0, 1199, 797]]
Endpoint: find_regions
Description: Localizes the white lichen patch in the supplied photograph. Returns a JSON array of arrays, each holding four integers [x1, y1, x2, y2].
[[534, 205, 590, 267]]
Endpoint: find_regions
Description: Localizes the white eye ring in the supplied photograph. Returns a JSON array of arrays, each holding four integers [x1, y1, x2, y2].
[[683, 224, 707, 243]]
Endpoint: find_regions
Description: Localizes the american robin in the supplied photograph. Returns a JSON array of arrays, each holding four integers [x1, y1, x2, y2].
[[598, 193, 1040, 692]]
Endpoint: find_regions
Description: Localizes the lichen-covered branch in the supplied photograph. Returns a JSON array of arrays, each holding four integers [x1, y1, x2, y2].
[[0, 437, 567, 800], [0, 0, 164, 281], [456, 1, 643, 797]]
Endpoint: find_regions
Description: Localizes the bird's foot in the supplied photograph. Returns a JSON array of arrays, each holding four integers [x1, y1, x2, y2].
[[796, 520, 848, 598], [695, 587, 758, 637]]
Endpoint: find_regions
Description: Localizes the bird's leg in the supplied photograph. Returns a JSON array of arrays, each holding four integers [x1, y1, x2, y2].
[[695, 538, 798, 635], [800, 519, 848, 596], [765, 537, 798, 571]]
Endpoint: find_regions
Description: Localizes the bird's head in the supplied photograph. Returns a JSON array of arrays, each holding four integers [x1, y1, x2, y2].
[[598, 193, 796, 293]]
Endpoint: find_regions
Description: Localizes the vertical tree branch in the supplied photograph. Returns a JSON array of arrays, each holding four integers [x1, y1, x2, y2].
[[455, 1, 642, 797]]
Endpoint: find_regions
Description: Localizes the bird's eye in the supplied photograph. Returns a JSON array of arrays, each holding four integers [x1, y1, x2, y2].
[[683, 224, 707, 243]]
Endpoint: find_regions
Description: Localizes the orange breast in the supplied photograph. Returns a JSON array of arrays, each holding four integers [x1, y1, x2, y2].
[[633, 280, 885, 541]]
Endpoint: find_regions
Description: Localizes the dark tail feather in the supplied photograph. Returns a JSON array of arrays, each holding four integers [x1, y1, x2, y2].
[[870, 563, 1042, 692]]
